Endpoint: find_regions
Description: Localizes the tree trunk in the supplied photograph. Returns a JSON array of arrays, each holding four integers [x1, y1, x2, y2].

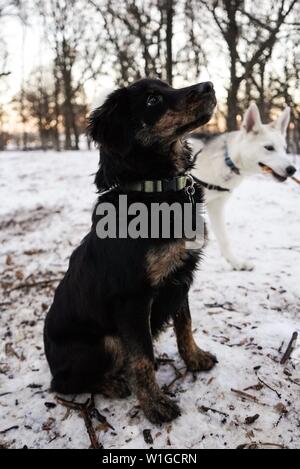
[[225, 1, 240, 130], [258, 62, 267, 122], [0, 111, 4, 151], [63, 107, 72, 150], [62, 68, 74, 150], [71, 108, 80, 150], [226, 80, 240, 131], [53, 66, 61, 152], [165, 0, 174, 85]]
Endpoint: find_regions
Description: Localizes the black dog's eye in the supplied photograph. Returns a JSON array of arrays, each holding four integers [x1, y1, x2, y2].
[[146, 95, 162, 107], [264, 145, 275, 151]]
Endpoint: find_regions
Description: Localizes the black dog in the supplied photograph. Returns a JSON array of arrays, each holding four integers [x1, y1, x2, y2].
[[44, 78, 217, 424]]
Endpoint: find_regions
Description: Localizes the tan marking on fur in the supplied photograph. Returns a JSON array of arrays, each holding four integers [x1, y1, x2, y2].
[[153, 102, 203, 138], [98, 375, 130, 399], [130, 356, 181, 423], [146, 241, 188, 286], [136, 96, 212, 146], [131, 357, 159, 400], [174, 314, 217, 371], [174, 317, 198, 363], [104, 336, 125, 371], [153, 110, 183, 137], [170, 139, 186, 172]]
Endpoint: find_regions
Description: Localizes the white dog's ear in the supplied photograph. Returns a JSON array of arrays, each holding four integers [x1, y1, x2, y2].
[[274, 107, 291, 135], [242, 103, 262, 133]]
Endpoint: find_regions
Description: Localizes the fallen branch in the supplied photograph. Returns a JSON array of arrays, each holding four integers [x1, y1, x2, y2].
[[200, 405, 229, 419], [260, 442, 288, 449], [205, 302, 236, 312], [156, 357, 175, 365], [274, 414, 284, 428], [0, 426, 19, 435], [288, 377, 300, 387], [243, 383, 264, 392], [6, 278, 62, 294], [164, 368, 187, 391], [231, 388, 265, 405], [55, 396, 102, 449], [280, 332, 298, 365], [257, 377, 281, 399], [237, 441, 288, 450]]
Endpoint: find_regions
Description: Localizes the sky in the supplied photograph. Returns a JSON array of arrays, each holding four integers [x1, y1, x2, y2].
[[1, 14, 114, 106], [2, 2, 298, 135], [0, 11, 226, 109]]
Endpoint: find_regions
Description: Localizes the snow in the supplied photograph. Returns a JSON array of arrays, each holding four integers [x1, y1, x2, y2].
[[0, 150, 299, 450]]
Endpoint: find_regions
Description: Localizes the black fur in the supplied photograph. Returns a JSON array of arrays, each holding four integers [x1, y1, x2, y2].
[[44, 78, 217, 423]]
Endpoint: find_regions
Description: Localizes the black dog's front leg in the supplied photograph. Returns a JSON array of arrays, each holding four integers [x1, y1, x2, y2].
[[117, 298, 181, 424], [173, 297, 218, 372]]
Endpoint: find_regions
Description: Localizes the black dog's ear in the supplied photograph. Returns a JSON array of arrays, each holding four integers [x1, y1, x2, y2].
[[87, 88, 132, 154]]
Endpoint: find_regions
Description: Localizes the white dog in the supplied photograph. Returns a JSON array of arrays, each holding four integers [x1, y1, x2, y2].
[[192, 103, 296, 271]]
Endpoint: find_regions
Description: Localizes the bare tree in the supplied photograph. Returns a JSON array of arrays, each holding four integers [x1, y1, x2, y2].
[[0, 1, 25, 149], [89, 0, 206, 86], [37, 0, 104, 150], [0, 1, 24, 78], [0, 39, 10, 79], [13, 63, 89, 151], [197, 0, 298, 130]]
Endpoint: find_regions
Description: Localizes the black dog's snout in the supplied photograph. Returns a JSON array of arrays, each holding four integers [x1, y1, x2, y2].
[[286, 165, 296, 177], [184, 81, 215, 101], [198, 81, 214, 94]]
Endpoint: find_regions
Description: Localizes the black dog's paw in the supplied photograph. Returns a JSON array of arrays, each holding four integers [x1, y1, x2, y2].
[[142, 394, 181, 424], [99, 376, 131, 399], [185, 348, 218, 372]]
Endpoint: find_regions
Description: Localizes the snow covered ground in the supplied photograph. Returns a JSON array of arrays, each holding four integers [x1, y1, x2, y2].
[[0, 150, 299, 450]]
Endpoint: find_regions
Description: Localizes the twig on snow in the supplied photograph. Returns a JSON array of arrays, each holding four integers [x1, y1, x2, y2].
[[243, 383, 264, 392], [288, 377, 300, 387], [6, 278, 62, 294], [164, 367, 187, 391], [0, 426, 19, 435], [237, 441, 288, 450], [200, 406, 229, 419], [55, 395, 102, 449], [231, 388, 266, 406], [280, 332, 298, 365], [257, 377, 282, 399]]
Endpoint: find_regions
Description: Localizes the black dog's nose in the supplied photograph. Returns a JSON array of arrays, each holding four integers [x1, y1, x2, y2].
[[286, 165, 296, 177], [198, 81, 214, 94]]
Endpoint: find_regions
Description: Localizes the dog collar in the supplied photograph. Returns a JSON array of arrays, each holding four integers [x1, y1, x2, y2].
[[224, 142, 240, 175], [98, 175, 193, 197], [121, 175, 189, 193]]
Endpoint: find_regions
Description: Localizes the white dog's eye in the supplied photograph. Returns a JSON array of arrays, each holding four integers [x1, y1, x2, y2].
[[265, 145, 275, 151], [147, 95, 162, 107]]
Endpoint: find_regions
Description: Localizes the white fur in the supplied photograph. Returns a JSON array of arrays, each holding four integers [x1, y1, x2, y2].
[[192, 103, 295, 271]]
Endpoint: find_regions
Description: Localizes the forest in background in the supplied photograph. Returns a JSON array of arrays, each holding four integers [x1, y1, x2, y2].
[[0, 0, 300, 152]]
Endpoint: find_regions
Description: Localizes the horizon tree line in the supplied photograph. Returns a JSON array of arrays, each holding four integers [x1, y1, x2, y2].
[[0, 0, 300, 152]]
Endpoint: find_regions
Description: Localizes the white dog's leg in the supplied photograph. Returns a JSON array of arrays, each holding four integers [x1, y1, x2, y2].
[[207, 197, 254, 271]]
